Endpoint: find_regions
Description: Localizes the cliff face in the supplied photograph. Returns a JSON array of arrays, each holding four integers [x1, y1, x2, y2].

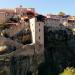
[[42, 27, 75, 75]]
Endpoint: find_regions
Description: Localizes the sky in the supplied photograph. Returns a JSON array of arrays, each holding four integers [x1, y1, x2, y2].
[[0, 0, 75, 15]]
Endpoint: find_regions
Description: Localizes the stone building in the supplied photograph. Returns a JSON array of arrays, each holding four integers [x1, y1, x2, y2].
[[45, 14, 65, 30], [45, 17, 60, 30], [0, 6, 35, 23], [45, 14, 75, 31], [0, 12, 7, 23], [30, 15, 44, 55]]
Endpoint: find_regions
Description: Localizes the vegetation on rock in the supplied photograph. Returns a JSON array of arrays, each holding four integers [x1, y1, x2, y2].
[[58, 12, 65, 16], [59, 67, 75, 75], [0, 23, 9, 30]]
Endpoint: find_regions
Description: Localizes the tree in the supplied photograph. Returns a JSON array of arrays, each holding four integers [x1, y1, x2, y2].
[[58, 12, 65, 16]]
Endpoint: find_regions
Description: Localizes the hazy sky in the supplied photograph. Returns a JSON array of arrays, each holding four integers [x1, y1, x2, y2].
[[0, 0, 74, 15]]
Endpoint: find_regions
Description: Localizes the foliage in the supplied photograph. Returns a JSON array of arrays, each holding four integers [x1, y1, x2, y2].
[[58, 12, 65, 16], [59, 67, 75, 75], [15, 31, 31, 45], [9, 15, 20, 23], [18, 34, 31, 44], [0, 23, 9, 30]]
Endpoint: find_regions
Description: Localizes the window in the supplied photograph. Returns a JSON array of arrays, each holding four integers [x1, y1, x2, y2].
[[39, 23, 40, 26], [39, 29, 40, 32], [39, 36, 40, 40]]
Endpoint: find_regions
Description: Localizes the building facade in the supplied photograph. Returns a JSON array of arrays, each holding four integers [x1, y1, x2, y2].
[[30, 15, 44, 54], [0, 12, 7, 23], [45, 14, 66, 30], [0, 7, 35, 23]]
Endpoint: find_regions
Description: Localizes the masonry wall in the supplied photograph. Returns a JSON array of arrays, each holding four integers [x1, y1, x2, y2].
[[0, 12, 7, 23], [30, 17, 44, 54]]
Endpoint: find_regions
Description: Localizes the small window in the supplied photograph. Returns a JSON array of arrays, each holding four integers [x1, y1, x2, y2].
[[39, 23, 40, 26], [39, 29, 40, 32], [39, 36, 40, 39]]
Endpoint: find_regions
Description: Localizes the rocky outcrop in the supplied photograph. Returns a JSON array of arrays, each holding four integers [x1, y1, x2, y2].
[[43, 28, 75, 75]]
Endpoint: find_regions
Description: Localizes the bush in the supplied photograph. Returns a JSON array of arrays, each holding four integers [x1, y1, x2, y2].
[[59, 67, 75, 75]]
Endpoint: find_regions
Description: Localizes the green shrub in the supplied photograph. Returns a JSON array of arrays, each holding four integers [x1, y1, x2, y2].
[[59, 67, 75, 75]]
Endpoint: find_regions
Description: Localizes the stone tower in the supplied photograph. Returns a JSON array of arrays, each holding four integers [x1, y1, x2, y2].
[[30, 15, 44, 55]]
